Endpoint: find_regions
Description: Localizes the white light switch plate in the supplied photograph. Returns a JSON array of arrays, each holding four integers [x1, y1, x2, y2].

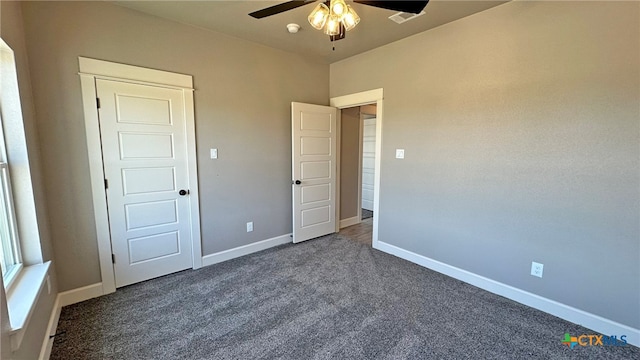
[[210, 148, 218, 159], [395, 149, 405, 159]]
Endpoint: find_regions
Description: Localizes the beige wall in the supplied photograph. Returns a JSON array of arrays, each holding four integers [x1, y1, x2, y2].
[[1, 1, 58, 359], [20, 1, 329, 292], [331, 1, 639, 328], [339, 107, 360, 220]]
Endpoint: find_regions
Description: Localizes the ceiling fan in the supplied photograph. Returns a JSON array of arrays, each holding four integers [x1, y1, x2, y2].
[[249, 0, 430, 42]]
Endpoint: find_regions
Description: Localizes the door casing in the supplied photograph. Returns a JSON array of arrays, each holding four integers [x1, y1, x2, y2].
[[79, 57, 202, 295], [331, 89, 383, 248]]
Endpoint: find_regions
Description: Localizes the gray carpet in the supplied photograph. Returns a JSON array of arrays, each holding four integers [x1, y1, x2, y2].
[[51, 234, 637, 359], [362, 209, 373, 220]]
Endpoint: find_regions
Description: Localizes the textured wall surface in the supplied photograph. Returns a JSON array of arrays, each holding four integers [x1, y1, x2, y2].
[[20, 1, 329, 291], [331, 1, 639, 328]]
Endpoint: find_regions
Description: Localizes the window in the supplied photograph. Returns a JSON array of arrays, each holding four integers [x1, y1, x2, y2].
[[0, 40, 24, 288], [0, 38, 51, 351], [0, 160, 22, 286]]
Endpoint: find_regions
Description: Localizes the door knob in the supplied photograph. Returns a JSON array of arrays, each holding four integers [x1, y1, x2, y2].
[[179, 189, 189, 196], [294, 180, 301, 185]]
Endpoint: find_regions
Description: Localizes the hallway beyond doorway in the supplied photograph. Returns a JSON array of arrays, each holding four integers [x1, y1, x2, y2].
[[339, 218, 372, 246]]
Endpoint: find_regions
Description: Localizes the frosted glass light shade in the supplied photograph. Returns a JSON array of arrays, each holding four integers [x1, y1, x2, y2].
[[330, 0, 348, 18], [342, 5, 360, 31], [324, 14, 341, 36], [308, 3, 329, 30]]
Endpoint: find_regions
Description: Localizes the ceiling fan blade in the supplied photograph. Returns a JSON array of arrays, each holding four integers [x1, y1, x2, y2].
[[249, 0, 317, 19], [354, 1, 429, 14]]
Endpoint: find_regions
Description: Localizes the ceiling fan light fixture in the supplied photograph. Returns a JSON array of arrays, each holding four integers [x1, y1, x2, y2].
[[342, 5, 360, 31], [330, 0, 348, 18], [308, 2, 330, 30], [324, 14, 342, 36], [306, 0, 362, 41]]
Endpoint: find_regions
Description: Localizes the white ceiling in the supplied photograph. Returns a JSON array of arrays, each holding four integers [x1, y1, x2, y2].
[[114, 0, 509, 63]]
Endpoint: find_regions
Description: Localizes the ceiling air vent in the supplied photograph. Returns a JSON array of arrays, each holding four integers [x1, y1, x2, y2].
[[388, 11, 426, 24]]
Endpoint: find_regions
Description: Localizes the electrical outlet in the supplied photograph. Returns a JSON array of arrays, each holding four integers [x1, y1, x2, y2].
[[395, 149, 405, 159], [246, 222, 253, 232], [531, 261, 544, 278]]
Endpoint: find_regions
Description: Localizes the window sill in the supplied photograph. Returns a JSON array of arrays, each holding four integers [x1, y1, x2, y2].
[[6, 261, 51, 351]]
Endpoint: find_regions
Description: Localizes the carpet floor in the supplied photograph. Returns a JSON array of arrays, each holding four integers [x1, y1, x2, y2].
[[51, 233, 637, 359]]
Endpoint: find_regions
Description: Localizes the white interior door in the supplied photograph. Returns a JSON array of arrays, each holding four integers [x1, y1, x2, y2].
[[97, 79, 193, 287], [292, 102, 337, 243], [361, 117, 376, 211]]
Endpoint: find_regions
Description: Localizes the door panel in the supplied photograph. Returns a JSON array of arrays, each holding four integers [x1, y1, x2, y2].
[[125, 200, 178, 230], [116, 95, 172, 125], [301, 184, 331, 204], [301, 206, 331, 227], [128, 232, 180, 264], [301, 161, 331, 179], [300, 137, 331, 155], [292, 102, 337, 243], [119, 133, 174, 159], [97, 79, 193, 287], [122, 167, 176, 195]]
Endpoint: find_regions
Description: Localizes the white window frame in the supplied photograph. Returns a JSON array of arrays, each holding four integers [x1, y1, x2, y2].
[[0, 160, 23, 288], [0, 37, 52, 354]]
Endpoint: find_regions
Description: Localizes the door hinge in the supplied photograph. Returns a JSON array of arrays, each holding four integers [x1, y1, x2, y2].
[[104, 179, 109, 189], [111, 254, 115, 264], [96, 98, 101, 109]]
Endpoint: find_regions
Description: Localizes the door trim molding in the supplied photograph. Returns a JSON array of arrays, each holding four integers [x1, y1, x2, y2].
[[78, 57, 193, 88], [78, 57, 202, 295], [339, 215, 360, 229], [330, 89, 383, 247]]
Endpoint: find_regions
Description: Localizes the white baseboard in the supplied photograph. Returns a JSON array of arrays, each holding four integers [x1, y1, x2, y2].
[[339, 216, 360, 229], [58, 283, 104, 307], [38, 296, 60, 360], [202, 234, 292, 267], [374, 241, 640, 347], [39, 283, 104, 360]]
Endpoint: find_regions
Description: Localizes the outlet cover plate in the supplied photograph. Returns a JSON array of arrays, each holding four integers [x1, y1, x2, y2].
[[531, 261, 544, 278]]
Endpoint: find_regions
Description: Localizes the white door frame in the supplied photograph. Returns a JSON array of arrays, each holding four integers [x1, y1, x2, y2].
[[330, 88, 383, 247], [78, 57, 202, 295]]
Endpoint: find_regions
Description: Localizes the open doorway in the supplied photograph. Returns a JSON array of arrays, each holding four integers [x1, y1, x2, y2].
[[331, 88, 383, 248], [337, 104, 377, 246]]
